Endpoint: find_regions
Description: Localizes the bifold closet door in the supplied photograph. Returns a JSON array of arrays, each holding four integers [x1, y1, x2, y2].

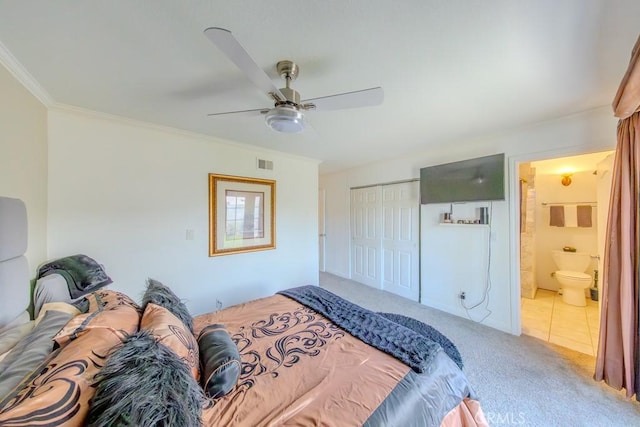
[[381, 181, 420, 301], [350, 182, 419, 301], [351, 186, 383, 289]]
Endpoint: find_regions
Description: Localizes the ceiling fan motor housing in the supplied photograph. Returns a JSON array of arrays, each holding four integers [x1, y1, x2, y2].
[[276, 61, 301, 105], [278, 87, 301, 105], [277, 60, 299, 81]]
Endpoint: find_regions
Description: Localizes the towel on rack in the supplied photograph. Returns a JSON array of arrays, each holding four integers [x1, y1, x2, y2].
[[577, 205, 592, 227], [549, 205, 593, 227], [549, 206, 564, 226]]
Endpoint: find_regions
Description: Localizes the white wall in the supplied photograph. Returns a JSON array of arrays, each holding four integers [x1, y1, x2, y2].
[[319, 106, 617, 333], [47, 108, 319, 315], [421, 201, 510, 329], [533, 170, 599, 291], [0, 63, 48, 273]]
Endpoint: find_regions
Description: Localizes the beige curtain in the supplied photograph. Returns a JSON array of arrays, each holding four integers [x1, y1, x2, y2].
[[594, 35, 640, 400]]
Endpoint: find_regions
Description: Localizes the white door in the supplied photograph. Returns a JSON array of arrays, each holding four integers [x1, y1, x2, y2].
[[351, 186, 382, 289], [381, 182, 420, 301], [319, 189, 326, 272]]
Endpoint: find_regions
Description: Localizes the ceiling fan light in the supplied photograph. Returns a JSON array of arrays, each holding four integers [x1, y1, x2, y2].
[[265, 106, 305, 133]]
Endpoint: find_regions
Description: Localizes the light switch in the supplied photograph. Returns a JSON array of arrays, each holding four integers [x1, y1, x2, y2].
[[186, 229, 194, 240]]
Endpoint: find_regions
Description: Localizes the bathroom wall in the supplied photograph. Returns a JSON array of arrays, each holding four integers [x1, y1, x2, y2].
[[533, 169, 599, 291], [519, 163, 537, 299]]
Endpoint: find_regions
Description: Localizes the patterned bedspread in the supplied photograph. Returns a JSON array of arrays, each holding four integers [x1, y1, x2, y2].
[[0, 287, 486, 426], [196, 291, 482, 426]]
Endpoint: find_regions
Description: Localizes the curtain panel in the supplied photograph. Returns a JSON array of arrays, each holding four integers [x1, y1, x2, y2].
[[613, 35, 640, 120], [595, 34, 640, 400], [594, 113, 640, 398]]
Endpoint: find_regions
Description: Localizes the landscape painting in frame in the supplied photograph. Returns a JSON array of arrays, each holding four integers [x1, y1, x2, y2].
[[209, 173, 276, 256]]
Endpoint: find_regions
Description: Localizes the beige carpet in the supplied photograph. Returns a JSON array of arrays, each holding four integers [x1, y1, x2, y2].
[[319, 272, 640, 426]]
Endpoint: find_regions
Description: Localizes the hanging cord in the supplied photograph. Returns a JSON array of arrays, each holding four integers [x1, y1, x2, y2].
[[460, 201, 493, 323]]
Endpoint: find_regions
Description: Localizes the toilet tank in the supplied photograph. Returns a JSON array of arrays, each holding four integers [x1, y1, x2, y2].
[[551, 250, 591, 272]]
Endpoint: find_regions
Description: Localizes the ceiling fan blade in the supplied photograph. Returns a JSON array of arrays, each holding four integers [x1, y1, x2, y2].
[[303, 116, 320, 138], [208, 107, 268, 117], [204, 27, 285, 101], [302, 87, 384, 111]]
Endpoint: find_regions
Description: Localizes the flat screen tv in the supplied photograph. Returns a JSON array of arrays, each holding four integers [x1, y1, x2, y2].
[[420, 153, 505, 204]]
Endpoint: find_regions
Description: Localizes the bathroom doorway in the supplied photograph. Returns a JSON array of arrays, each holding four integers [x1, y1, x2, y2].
[[518, 150, 614, 355]]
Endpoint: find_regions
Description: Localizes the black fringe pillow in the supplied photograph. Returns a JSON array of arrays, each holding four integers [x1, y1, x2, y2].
[[88, 329, 204, 427], [142, 278, 194, 333], [198, 324, 241, 399]]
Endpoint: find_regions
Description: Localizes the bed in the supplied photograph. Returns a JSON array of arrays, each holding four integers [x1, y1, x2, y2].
[[0, 196, 487, 426]]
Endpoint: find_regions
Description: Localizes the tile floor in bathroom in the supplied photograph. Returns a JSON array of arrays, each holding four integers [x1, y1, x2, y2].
[[521, 289, 600, 356]]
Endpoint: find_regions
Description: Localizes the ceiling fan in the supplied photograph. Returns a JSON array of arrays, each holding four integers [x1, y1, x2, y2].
[[203, 27, 384, 134]]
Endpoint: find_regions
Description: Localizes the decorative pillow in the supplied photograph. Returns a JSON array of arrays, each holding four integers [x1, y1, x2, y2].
[[53, 291, 141, 347], [34, 302, 80, 326], [0, 320, 34, 356], [86, 289, 140, 313], [33, 273, 71, 318], [141, 303, 200, 381], [88, 330, 204, 427], [142, 278, 194, 333], [0, 310, 74, 405], [0, 311, 30, 335], [0, 326, 129, 425], [198, 324, 241, 399]]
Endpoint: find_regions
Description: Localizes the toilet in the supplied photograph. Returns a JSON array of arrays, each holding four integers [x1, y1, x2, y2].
[[551, 250, 593, 307]]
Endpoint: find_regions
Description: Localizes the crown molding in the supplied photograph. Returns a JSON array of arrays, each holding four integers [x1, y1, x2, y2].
[[0, 40, 54, 107], [51, 103, 322, 165]]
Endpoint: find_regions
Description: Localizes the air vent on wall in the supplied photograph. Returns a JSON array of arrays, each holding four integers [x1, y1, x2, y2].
[[257, 158, 274, 171]]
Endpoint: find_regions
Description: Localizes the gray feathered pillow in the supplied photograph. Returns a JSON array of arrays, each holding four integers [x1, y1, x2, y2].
[[142, 278, 194, 333], [88, 329, 204, 427]]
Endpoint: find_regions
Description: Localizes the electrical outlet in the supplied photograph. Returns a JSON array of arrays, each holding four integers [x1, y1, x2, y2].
[[459, 291, 466, 300]]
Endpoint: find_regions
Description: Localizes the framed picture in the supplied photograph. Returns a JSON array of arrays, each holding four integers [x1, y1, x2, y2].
[[209, 173, 276, 256]]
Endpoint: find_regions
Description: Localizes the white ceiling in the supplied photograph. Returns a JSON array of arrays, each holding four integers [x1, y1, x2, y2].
[[531, 150, 615, 175], [0, 1, 638, 174]]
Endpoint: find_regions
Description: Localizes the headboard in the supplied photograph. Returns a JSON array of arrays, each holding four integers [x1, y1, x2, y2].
[[0, 197, 30, 328]]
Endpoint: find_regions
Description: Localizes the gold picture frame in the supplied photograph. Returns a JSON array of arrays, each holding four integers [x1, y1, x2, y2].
[[208, 173, 276, 256]]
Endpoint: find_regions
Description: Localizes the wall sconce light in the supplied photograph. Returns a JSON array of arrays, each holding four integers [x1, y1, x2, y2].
[[561, 173, 573, 186]]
